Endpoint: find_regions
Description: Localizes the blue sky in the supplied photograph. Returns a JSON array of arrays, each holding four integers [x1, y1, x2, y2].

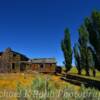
[[0, 0, 100, 66]]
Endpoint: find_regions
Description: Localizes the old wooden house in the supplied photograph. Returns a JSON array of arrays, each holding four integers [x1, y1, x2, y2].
[[0, 48, 29, 72], [0, 48, 56, 73], [31, 58, 56, 73]]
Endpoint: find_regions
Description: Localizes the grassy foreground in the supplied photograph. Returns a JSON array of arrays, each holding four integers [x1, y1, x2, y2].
[[0, 73, 100, 100], [0, 73, 79, 100], [16, 74, 100, 100]]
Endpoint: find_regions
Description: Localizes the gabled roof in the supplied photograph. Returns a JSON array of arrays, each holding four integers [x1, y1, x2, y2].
[[31, 58, 56, 64], [12, 51, 29, 60], [0, 49, 29, 61]]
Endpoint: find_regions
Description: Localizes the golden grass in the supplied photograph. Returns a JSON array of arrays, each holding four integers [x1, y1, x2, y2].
[[0, 73, 80, 100], [0, 73, 80, 89], [0, 73, 34, 90]]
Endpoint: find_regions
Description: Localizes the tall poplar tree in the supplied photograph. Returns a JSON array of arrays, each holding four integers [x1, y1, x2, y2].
[[78, 25, 90, 76], [85, 11, 100, 70], [61, 28, 72, 72], [73, 43, 82, 75]]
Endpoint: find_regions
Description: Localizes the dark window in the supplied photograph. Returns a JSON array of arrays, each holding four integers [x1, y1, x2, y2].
[[12, 63, 15, 70], [40, 64, 43, 68], [20, 63, 26, 72]]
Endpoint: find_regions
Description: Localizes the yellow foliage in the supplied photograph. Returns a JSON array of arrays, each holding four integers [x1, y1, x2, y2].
[[0, 73, 80, 100]]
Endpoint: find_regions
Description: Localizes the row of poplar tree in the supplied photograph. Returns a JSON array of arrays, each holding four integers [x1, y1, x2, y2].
[[61, 10, 100, 77]]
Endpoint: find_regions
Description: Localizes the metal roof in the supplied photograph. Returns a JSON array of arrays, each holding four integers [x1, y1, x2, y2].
[[31, 58, 56, 64]]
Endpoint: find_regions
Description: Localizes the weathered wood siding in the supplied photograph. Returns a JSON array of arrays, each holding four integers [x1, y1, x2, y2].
[[31, 63, 56, 73]]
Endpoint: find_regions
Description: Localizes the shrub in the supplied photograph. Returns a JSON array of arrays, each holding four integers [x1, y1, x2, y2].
[[16, 76, 100, 100]]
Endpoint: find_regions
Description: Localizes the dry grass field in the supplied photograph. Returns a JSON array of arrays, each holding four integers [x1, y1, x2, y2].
[[0, 73, 34, 100], [0, 73, 34, 90], [0, 73, 80, 100]]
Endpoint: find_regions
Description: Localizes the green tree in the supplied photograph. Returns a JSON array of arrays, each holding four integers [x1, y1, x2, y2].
[[73, 43, 82, 75], [61, 28, 72, 72], [85, 11, 100, 70], [87, 47, 96, 77], [78, 25, 90, 76]]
